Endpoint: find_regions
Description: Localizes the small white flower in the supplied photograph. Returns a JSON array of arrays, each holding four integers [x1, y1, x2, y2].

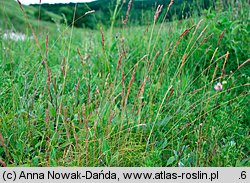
[[222, 80, 227, 84], [214, 82, 223, 91]]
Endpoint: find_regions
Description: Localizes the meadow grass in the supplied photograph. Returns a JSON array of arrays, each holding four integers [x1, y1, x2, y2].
[[0, 0, 249, 167]]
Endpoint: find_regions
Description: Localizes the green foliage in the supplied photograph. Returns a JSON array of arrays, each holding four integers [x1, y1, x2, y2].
[[34, 8, 53, 22], [31, 0, 212, 29]]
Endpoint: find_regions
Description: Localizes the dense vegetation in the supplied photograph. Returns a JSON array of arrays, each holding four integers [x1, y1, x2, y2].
[[31, 0, 213, 29], [0, 0, 249, 167]]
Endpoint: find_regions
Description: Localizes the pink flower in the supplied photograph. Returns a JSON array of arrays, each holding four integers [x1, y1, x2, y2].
[[214, 82, 223, 91]]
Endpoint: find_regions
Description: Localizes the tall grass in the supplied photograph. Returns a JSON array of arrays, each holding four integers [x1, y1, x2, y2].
[[0, 0, 249, 167]]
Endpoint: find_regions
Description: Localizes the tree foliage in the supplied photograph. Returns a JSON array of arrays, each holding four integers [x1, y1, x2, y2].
[[31, 0, 213, 29]]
